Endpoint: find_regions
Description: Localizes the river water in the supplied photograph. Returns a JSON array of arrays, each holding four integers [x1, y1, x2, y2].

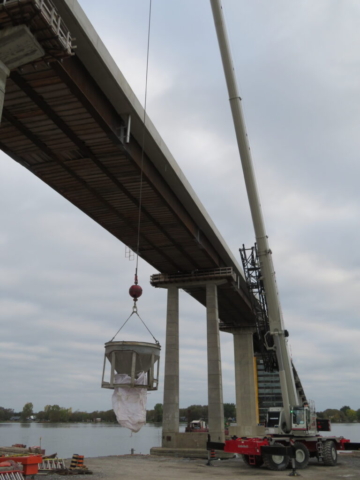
[[0, 422, 359, 458]]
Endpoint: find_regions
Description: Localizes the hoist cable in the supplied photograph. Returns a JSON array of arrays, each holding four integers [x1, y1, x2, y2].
[[136, 309, 159, 344], [135, 0, 153, 278], [112, 2, 158, 347], [110, 311, 135, 342], [110, 306, 159, 344]]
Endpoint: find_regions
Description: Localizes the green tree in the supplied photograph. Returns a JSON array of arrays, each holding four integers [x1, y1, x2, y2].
[[321, 409, 346, 423], [185, 405, 208, 422], [345, 409, 357, 423], [21, 403, 33, 421], [41, 405, 71, 423], [36, 410, 46, 422], [224, 403, 236, 420], [153, 403, 163, 422], [69, 410, 89, 423], [146, 409, 154, 422], [0, 407, 14, 421], [101, 409, 116, 423], [340, 406, 351, 414]]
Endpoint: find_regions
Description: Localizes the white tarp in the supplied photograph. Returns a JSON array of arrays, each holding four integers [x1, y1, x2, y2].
[[112, 372, 147, 433]]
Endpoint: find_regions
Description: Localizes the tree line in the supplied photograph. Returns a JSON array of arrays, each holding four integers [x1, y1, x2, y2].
[[146, 403, 237, 423], [317, 406, 360, 423], [1, 403, 359, 424], [1, 402, 236, 424], [0, 403, 117, 423]]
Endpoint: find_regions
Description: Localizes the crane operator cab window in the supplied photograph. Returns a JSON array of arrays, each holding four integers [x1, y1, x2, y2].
[[291, 406, 309, 431]]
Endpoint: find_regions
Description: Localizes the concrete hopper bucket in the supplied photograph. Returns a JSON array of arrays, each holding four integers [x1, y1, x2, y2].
[[101, 341, 160, 391]]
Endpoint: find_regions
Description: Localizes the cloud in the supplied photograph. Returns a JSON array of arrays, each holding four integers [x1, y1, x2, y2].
[[0, 299, 40, 318]]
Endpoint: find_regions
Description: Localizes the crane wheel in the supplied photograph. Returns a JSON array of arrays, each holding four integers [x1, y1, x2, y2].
[[242, 455, 263, 468], [292, 442, 310, 469], [323, 440, 338, 466], [263, 442, 290, 471]]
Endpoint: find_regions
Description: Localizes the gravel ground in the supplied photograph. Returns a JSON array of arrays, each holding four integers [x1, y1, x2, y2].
[[38, 453, 360, 480]]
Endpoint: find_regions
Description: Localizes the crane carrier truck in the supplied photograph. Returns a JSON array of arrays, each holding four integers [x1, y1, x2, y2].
[[207, 0, 360, 471]]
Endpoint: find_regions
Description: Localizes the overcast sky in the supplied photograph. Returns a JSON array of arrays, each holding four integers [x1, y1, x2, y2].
[[1, 0, 360, 417]]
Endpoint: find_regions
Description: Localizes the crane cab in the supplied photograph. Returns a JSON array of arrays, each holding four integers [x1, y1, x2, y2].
[[266, 405, 317, 436], [291, 404, 317, 435], [291, 406, 309, 431]]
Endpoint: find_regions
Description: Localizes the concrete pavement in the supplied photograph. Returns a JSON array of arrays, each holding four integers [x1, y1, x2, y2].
[[76, 453, 360, 480]]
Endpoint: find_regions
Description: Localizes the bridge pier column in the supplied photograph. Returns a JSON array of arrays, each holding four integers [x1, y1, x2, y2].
[[162, 286, 179, 448], [229, 327, 263, 437], [206, 283, 225, 443]]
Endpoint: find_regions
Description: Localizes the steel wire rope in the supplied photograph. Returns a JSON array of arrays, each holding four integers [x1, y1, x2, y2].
[[110, 0, 158, 345], [135, 0, 152, 278], [110, 307, 159, 344]]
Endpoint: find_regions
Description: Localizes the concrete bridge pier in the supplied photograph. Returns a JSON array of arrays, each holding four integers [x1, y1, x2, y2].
[[162, 286, 179, 447], [206, 282, 225, 443], [161, 280, 225, 448], [227, 327, 264, 437], [150, 268, 238, 456]]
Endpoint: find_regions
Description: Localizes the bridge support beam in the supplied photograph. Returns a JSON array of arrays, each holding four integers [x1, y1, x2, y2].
[[206, 283, 225, 443], [228, 327, 263, 437], [162, 286, 179, 448]]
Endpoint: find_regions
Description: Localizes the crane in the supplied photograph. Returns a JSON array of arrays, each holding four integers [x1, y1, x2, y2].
[[207, 0, 360, 471]]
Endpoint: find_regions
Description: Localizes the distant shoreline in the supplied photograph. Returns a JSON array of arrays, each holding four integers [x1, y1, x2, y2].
[[1, 421, 358, 425]]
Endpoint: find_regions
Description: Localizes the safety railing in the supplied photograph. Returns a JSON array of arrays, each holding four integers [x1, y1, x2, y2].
[[36, 0, 72, 53], [0, 0, 73, 55]]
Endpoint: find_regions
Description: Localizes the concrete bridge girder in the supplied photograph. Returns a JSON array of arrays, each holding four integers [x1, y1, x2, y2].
[[0, 0, 255, 328]]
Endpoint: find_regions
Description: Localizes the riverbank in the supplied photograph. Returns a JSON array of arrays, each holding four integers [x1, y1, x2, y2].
[[43, 454, 360, 480], [2, 422, 360, 458]]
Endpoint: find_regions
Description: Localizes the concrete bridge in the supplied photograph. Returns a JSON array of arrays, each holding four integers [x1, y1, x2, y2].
[[0, 0, 273, 451]]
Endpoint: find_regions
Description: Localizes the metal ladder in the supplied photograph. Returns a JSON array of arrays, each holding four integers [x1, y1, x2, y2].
[[316, 439, 324, 462], [0, 471, 24, 480], [39, 459, 66, 470]]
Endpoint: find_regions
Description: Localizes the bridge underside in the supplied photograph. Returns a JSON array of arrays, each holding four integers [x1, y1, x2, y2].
[[0, 0, 309, 446], [0, 0, 254, 327]]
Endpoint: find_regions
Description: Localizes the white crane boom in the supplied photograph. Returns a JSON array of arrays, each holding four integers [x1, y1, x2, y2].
[[209, 0, 300, 432]]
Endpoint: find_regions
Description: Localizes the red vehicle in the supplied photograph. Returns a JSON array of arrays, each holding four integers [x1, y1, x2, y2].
[[208, 429, 360, 471], [186, 420, 229, 436]]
